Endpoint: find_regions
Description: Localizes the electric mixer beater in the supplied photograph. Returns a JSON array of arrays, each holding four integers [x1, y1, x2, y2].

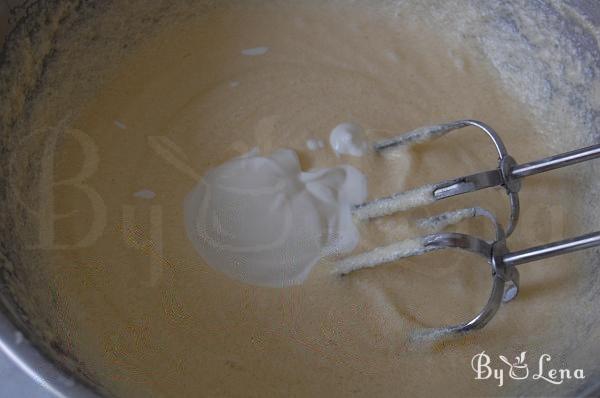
[[336, 120, 600, 339]]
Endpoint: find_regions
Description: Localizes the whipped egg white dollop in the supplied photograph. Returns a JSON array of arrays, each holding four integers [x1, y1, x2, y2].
[[184, 148, 367, 287]]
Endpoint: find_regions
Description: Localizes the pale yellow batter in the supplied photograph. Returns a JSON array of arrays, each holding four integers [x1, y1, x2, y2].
[[8, 1, 597, 397]]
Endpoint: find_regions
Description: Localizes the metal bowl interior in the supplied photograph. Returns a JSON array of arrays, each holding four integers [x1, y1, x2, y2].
[[0, 1, 599, 397]]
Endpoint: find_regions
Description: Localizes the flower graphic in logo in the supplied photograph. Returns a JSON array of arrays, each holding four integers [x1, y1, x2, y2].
[[499, 351, 529, 380]]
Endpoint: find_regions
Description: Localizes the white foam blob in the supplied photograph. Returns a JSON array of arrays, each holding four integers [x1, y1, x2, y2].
[[114, 120, 127, 129], [134, 189, 156, 199], [184, 148, 367, 287], [329, 122, 369, 157], [306, 138, 324, 151], [241, 47, 269, 56]]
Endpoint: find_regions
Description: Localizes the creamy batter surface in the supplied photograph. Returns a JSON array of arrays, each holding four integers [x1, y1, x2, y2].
[[12, 1, 596, 397]]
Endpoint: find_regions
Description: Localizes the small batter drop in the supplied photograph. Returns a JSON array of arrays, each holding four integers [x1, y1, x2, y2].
[[329, 122, 369, 157]]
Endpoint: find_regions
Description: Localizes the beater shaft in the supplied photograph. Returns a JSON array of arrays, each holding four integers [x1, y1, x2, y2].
[[356, 143, 600, 219], [510, 143, 600, 178], [433, 143, 600, 199], [502, 231, 600, 267]]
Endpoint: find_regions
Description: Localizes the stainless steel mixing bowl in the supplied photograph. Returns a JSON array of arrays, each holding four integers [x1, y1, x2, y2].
[[1, 1, 599, 397]]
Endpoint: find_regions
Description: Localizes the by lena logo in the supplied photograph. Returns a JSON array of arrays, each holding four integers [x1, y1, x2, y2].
[[471, 351, 585, 387]]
